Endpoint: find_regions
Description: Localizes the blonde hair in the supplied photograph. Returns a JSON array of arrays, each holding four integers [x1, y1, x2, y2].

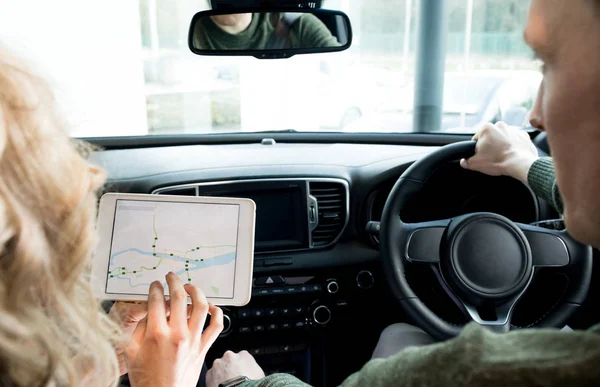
[[0, 48, 121, 386]]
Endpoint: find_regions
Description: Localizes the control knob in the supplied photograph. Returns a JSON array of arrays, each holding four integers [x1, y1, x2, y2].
[[356, 270, 374, 289], [312, 305, 332, 325], [326, 279, 339, 294], [221, 313, 232, 336]]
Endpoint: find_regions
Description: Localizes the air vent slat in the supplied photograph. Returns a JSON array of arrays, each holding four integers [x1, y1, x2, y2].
[[312, 193, 342, 199], [310, 188, 340, 193], [318, 199, 342, 204], [309, 181, 347, 247]]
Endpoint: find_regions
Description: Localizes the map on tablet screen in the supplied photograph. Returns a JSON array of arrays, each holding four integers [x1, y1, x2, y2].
[[106, 199, 239, 299]]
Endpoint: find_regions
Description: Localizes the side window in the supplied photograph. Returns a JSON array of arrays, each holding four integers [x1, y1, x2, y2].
[[496, 77, 539, 126]]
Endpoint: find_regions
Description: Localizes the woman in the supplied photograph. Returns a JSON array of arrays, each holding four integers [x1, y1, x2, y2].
[[0, 48, 223, 385]]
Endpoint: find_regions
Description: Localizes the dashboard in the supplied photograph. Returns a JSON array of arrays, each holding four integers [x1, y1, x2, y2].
[[94, 141, 551, 386]]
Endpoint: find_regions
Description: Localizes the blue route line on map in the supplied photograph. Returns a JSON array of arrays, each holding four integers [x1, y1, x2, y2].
[[109, 251, 235, 288]]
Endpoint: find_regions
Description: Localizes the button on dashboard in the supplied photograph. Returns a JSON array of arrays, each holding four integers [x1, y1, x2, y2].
[[285, 286, 299, 294], [293, 306, 306, 315], [255, 276, 285, 286]]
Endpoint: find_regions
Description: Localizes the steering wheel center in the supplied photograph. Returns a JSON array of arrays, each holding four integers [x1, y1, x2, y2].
[[441, 213, 533, 306]]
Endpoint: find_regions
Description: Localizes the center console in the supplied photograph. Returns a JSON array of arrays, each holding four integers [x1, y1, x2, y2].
[[153, 178, 396, 386], [210, 266, 383, 384]]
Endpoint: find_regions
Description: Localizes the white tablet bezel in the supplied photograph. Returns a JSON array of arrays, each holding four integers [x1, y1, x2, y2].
[[92, 193, 256, 306]]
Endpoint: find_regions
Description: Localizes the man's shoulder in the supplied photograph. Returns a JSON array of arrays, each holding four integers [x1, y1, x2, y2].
[[587, 323, 600, 333]]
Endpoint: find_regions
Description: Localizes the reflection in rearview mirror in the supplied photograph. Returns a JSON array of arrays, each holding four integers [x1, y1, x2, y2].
[[188, 9, 352, 58]]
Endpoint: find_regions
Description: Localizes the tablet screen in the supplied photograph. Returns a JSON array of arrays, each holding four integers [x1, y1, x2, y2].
[[106, 199, 239, 299]]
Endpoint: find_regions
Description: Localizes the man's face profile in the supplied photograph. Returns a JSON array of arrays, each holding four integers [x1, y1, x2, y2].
[[210, 13, 252, 34], [524, 0, 600, 247]]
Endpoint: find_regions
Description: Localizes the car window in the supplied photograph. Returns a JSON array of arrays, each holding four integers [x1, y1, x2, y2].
[[0, 0, 538, 136]]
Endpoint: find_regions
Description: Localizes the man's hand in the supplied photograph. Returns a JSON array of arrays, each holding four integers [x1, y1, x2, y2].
[[109, 301, 148, 375], [206, 350, 265, 387], [460, 121, 539, 184]]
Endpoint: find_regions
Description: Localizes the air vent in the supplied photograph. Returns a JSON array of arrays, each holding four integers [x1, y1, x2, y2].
[[310, 181, 348, 247], [154, 187, 197, 196]]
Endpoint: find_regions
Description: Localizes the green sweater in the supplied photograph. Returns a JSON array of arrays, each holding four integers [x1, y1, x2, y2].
[[239, 159, 600, 387], [527, 157, 564, 214], [193, 13, 341, 50]]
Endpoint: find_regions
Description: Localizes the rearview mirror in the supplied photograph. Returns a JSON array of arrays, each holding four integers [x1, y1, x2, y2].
[[188, 8, 352, 59]]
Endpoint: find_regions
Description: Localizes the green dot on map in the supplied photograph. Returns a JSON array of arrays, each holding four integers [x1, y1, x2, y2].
[[185, 268, 189, 271], [153, 267, 156, 270], [133, 271, 136, 273], [153, 253, 156, 256], [152, 245, 155, 248], [170, 253, 173, 256], [110, 275, 114, 278], [154, 237, 157, 240], [201, 259, 204, 262], [191, 249, 195, 252], [185, 264, 188, 267], [196, 247, 199, 249], [187, 278, 191, 282]]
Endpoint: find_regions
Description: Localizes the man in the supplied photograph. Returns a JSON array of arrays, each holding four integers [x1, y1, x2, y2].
[[206, 0, 600, 385], [192, 12, 341, 50]]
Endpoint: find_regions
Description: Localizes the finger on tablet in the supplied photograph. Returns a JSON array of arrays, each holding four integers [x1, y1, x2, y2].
[[165, 272, 188, 333], [184, 283, 209, 335], [146, 281, 167, 333]]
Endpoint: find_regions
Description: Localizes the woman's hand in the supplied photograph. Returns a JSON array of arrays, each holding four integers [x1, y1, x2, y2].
[[109, 301, 148, 375], [125, 272, 223, 387], [460, 121, 539, 184]]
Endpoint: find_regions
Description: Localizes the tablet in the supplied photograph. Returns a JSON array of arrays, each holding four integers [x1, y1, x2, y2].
[[92, 193, 256, 306]]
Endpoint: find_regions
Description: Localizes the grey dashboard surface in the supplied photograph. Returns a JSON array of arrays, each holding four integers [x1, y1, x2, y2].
[[91, 142, 439, 193], [91, 142, 444, 271]]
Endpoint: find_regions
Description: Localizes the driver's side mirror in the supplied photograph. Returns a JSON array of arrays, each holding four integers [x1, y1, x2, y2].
[[188, 8, 352, 59]]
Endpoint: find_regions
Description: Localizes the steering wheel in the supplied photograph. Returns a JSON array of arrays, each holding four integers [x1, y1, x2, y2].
[[380, 141, 593, 341]]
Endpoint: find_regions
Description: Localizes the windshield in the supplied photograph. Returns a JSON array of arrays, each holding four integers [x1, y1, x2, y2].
[[0, 0, 540, 136]]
